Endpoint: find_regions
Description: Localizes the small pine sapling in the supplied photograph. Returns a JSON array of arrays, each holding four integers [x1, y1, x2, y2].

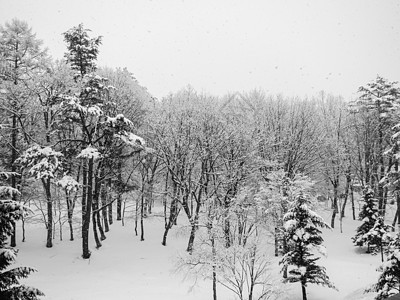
[[353, 188, 380, 252], [366, 234, 400, 300], [280, 192, 336, 300]]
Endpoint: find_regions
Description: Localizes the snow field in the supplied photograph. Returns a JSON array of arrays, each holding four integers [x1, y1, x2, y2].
[[15, 204, 397, 300]]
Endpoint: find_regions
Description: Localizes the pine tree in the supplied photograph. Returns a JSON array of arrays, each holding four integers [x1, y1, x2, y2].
[[280, 192, 336, 300], [367, 234, 400, 299], [363, 216, 393, 262], [0, 171, 44, 299], [0, 19, 48, 247], [353, 188, 379, 252], [63, 23, 102, 76]]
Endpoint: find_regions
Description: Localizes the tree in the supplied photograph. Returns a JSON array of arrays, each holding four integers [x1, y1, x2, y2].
[[63, 23, 101, 76], [352, 188, 380, 253], [349, 76, 400, 216], [0, 171, 44, 299], [363, 216, 393, 262], [0, 19, 47, 246], [16, 145, 63, 248], [280, 192, 336, 300], [366, 234, 400, 300]]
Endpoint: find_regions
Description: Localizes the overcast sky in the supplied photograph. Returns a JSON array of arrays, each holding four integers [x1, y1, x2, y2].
[[1, 0, 400, 100]]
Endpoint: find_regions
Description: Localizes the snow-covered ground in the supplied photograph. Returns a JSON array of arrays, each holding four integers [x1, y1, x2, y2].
[[15, 204, 395, 300]]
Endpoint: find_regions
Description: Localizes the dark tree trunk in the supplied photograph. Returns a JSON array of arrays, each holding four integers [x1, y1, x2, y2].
[[351, 183, 356, 220], [331, 184, 339, 228], [82, 165, 87, 230], [140, 185, 145, 241], [397, 193, 400, 233], [92, 172, 104, 246], [107, 178, 113, 225], [162, 183, 179, 246], [66, 194, 74, 241], [82, 158, 93, 259], [301, 283, 307, 300], [116, 160, 122, 221], [101, 183, 109, 232], [42, 178, 53, 248], [94, 169, 106, 241]]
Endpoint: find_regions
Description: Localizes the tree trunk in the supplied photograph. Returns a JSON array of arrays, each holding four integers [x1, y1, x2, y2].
[[392, 211, 398, 232], [162, 183, 179, 246], [302, 283, 307, 300], [42, 179, 53, 248], [92, 173, 104, 247], [162, 224, 171, 246], [116, 160, 122, 221], [107, 178, 113, 225], [66, 194, 74, 241], [274, 226, 279, 257], [101, 184, 109, 232], [331, 184, 339, 228], [351, 183, 356, 220], [82, 158, 93, 259], [82, 165, 87, 232], [10, 114, 17, 247], [140, 185, 145, 241], [377, 125, 385, 215], [94, 171, 106, 241], [397, 193, 400, 233], [187, 221, 197, 253]]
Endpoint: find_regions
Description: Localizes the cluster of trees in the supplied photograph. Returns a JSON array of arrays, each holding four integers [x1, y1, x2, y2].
[[0, 19, 399, 300]]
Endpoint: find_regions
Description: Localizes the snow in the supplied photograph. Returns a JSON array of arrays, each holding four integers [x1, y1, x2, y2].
[[14, 204, 396, 300], [76, 146, 102, 160], [56, 175, 80, 193], [105, 114, 134, 128], [115, 132, 145, 147]]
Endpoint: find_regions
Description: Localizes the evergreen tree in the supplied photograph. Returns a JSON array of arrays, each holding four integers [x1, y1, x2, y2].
[[63, 23, 102, 76], [280, 192, 336, 300], [0, 171, 44, 299], [0, 19, 47, 247], [367, 234, 400, 300], [353, 188, 380, 252], [363, 216, 393, 262]]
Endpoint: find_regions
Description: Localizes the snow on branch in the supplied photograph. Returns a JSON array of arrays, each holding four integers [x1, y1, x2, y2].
[[105, 114, 134, 128], [115, 132, 145, 148], [56, 175, 81, 194], [77, 146, 102, 160], [17, 145, 63, 180]]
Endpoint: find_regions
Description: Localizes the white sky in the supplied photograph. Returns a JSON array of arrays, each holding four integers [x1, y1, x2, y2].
[[1, 0, 400, 100]]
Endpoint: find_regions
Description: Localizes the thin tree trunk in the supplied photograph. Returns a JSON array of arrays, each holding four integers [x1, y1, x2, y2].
[[116, 160, 122, 221], [397, 193, 400, 233], [42, 179, 53, 248], [331, 183, 339, 228], [67, 197, 74, 241], [101, 181, 109, 232], [82, 165, 87, 232], [10, 113, 17, 247], [162, 183, 178, 246], [94, 170, 106, 241], [351, 183, 356, 220], [140, 185, 145, 241], [22, 215, 25, 242], [92, 173, 104, 246], [107, 178, 113, 225], [302, 283, 307, 300]]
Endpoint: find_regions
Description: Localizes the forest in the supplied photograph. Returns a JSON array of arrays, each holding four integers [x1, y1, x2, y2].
[[0, 19, 400, 300]]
